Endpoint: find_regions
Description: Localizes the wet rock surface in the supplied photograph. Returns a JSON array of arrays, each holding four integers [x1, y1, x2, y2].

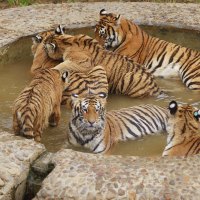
[[0, 132, 45, 200], [34, 149, 200, 200]]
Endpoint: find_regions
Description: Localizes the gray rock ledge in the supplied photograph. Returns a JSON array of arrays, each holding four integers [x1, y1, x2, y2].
[[0, 2, 200, 48], [34, 149, 200, 200], [0, 132, 45, 200]]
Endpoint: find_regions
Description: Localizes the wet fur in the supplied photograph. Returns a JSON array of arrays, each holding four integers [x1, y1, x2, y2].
[[13, 68, 69, 142], [95, 11, 200, 89], [43, 33, 163, 98], [163, 103, 200, 156], [68, 95, 169, 153]]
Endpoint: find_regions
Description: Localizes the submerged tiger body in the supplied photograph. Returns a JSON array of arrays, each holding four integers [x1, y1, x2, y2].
[[43, 31, 163, 98], [13, 68, 69, 142], [68, 93, 168, 153], [95, 10, 200, 89], [162, 101, 200, 156]]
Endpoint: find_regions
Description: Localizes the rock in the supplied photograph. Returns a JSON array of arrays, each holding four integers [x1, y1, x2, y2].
[[0, 178, 4, 187]]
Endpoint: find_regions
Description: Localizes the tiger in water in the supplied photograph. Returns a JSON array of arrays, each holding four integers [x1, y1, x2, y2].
[[31, 33, 108, 106], [42, 27, 164, 98], [13, 68, 69, 142], [67, 93, 168, 153], [31, 27, 94, 75], [162, 101, 200, 156], [95, 9, 200, 90]]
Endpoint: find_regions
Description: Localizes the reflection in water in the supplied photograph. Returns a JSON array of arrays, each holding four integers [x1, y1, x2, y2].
[[0, 26, 200, 156]]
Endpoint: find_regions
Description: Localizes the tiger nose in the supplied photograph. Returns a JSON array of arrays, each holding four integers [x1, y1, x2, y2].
[[88, 120, 95, 126]]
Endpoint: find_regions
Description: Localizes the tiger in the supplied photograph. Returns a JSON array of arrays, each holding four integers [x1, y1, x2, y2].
[[31, 30, 56, 55], [162, 100, 200, 156], [31, 28, 94, 75], [43, 28, 164, 98], [13, 68, 69, 142], [31, 34, 108, 106], [95, 9, 200, 89], [31, 30, 61, 75], [54, 61, 108, 107], [67, 93, 169, 154]]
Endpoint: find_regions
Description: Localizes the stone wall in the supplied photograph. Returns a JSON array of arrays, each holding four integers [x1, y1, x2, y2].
[[0, 132, 45, 200]]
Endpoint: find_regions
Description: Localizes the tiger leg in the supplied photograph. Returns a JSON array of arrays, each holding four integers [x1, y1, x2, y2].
[[34, 127, 42, 142], [13, 112, 20, 135], [49, 105, 61, 127], [61, 95, 67, 105]]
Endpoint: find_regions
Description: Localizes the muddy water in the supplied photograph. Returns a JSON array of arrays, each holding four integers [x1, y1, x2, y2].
[[0, 26, 200, 156]]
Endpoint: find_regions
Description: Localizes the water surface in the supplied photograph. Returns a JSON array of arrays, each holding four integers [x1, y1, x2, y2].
[[0, 26, 200, 156]]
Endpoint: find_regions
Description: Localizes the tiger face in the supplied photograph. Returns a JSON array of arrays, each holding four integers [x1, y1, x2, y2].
[[31, 31, 54, 55], [43, 34, 74, 61], [95, 9, 121, 49], [167, 101, 200, 136], [163, 101, 200, 156], [70, 92, 107, 134]]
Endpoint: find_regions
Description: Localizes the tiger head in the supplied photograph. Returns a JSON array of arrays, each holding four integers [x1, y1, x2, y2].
[[167, 100, 200, 137], [70, 92, 107, 134], [43, 33, 75, 61], [31, 30, 63, 75], [31, 31, 54, 55], [31, 25, 66, 56], [95, 9, 122, 49]]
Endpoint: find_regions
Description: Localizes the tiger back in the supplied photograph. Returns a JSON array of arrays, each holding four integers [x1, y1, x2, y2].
[[13, 68, 69, 142], [162, 101, 200, 156], [68, 93, 169, 154], [53, 61, 108, 107], [43, 30, 164, 98], [95, 10, 200, 89]]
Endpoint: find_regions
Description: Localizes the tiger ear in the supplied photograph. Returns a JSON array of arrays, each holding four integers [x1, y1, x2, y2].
[[168, 101, 178, 115], [45, 43, 56, 54], [98, 92, 107, 99], [100, 9, 107, 16], [114, 14, 121, 22], [71, 94, 79, 103], [32, 34, 42, 44], [61, 71, 69, 83], [193, 110, 200, 121], [55, 25, 65, 35]]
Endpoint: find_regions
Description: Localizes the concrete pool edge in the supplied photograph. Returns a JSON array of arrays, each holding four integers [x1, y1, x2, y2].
[[1, 2, 200, 199], [0, 2, 200, 48]]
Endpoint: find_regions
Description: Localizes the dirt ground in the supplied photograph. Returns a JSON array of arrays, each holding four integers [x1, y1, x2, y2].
[[0, 0, 198, 10]]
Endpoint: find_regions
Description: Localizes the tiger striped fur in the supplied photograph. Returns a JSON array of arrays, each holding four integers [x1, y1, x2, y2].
[[68, 93, 168, 153], [162, 101, 200, 156], [13, 68, 69, 142], [31, 30, 94, 75], [95, 10, 200, 89], [31, 35, 108, 106], [43, 30, 164, 98], [54, 61, 108, 107], [31, 33, 61, 75]]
